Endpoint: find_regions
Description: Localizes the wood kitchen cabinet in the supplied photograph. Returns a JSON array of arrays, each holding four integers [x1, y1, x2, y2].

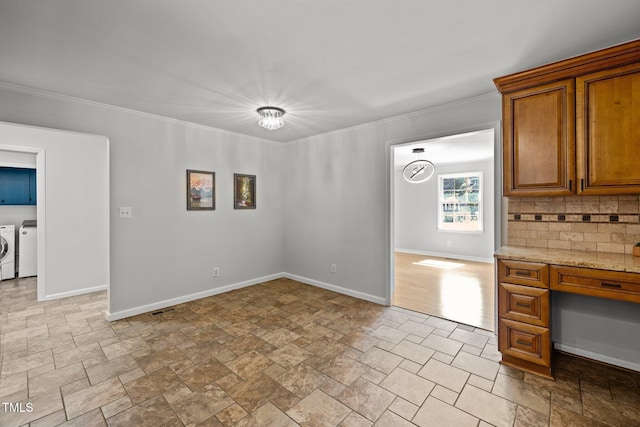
[[495, 39, 640, 197], [497, 259, 552, 378], [496, 248, 640, 380], [576, 63, 640, 194], [502, 80, 575, 196]]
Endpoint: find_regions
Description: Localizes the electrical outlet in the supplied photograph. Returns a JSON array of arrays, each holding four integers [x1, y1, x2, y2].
[[331, 264, 337, 274], [213, 267, 220, 277], [119, 207, 132, 219]]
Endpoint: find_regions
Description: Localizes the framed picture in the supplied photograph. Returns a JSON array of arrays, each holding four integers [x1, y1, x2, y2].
[[187, 170, 215, 210], [234, 174, 256, 209]]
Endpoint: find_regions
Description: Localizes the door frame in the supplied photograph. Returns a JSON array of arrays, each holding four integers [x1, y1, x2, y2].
[[386, 121, 503, 328]]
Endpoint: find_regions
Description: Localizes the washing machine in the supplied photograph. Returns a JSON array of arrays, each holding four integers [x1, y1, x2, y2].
[[0, 225, 15, 281]]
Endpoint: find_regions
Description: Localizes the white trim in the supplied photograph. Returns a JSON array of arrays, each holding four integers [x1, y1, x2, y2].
[[44, 284, 108, 301], [283, 273, 388, 306], [554, 343, 640, 373], [106, 273, 284, 321], [395, 248, 494, 264]]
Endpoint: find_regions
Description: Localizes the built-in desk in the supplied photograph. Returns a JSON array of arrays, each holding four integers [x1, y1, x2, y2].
[[494, 246, 640, 379]]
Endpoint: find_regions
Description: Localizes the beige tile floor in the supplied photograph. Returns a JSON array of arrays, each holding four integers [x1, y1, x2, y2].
[[1, 276, 639, 426]]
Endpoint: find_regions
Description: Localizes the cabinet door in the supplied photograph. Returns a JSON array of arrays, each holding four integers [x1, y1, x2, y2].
[[0, 167, 36, 205], [576, 63, 640, 194], [502, 79, 575, 196]]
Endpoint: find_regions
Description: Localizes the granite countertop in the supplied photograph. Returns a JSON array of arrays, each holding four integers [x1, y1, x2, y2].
[[495, 246, 640, 274]]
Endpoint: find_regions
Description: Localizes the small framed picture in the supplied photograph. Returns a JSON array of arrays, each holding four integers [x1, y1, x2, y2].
[[234, 174, 256, 209], [187, 170, 215, 210]]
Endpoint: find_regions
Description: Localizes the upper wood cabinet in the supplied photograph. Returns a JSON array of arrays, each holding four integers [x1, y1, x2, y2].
[[502, 79, 575, 196], [495, 39, 640, 197], [576, 63, 640, 194]]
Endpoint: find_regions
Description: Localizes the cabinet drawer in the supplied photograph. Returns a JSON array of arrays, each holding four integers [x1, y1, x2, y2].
[[498, 260, 549, 288], [499, 283, 549, 327], [550, 265, 640, 303], [498, 319, 550, 367]]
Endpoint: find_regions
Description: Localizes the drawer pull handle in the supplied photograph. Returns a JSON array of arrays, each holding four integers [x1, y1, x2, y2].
[[601, 282, 622, 288], [514, 271, 531, 277], [516, 302, 532, 308], [516, 339, 532, 347]]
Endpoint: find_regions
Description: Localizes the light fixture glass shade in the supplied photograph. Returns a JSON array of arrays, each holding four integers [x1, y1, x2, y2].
[[402, 159, 435, 183], [257, 106, 285, 130]]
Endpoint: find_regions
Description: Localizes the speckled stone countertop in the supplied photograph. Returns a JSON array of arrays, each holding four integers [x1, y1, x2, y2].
[[495, 246, 640, 274]]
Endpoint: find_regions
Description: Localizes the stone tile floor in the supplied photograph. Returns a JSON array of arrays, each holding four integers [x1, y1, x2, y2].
[[1, 277, 639, 426]]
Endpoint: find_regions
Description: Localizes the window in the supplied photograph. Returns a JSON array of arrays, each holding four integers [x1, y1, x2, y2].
[[438, 172, 482, 232]]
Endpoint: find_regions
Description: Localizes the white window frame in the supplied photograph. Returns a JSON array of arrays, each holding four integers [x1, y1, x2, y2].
[[437, 171, 483, 233]]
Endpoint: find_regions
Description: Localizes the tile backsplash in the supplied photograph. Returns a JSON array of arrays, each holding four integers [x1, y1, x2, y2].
[[507, 195, 640, 254]]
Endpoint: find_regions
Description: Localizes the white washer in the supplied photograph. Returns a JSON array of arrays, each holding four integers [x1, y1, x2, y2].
[[19, 220, 37, 278], [0, 225, 15, 281]]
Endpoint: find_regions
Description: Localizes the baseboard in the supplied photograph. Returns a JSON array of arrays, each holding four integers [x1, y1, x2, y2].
[[283, 273, 387, 306], [107, 273, 284, 321], [554, 343, 640, 373], [107, 272, 387, 321], [395, 248, 494, 264], [44, 284, 108, 301]]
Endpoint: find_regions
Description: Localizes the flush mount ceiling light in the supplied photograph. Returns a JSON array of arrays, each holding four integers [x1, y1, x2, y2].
[[257, 106, 285, 130], [402, 147, 435, 183]]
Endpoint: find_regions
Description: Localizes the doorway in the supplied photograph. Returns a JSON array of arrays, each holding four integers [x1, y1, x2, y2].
[[390, 127, 500, 331], [0, 122, 110, 304]]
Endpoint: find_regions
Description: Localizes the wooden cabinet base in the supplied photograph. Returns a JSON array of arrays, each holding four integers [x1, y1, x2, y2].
[[500, 354, 554, 380]]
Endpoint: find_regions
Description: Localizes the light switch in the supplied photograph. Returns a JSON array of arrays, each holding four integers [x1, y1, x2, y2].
[[119, 207, 132, 219]]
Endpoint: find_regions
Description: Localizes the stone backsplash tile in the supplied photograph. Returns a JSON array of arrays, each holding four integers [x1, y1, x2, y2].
[[506, 195, 640, 254]]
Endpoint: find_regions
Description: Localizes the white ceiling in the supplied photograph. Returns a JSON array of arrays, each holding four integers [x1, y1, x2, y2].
[[393, 129, 494, 168], [0, 1, 639, 143]]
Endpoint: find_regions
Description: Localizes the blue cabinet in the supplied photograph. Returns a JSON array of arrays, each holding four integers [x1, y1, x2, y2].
[[0, 167, 36, 205]]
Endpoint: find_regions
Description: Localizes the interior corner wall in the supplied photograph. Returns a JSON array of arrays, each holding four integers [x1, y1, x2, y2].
[[394, 159, 495, 262], [283, 94, 503, 303], [0, 85, 285, 318]]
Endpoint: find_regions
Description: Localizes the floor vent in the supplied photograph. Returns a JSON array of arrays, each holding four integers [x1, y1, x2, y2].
[[150, 307, 176, 316]]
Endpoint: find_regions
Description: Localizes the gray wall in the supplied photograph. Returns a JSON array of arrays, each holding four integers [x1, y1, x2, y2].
[[552, 293, 640, 371], [1, 83, 638, 369], [283, 95, 503, 303], [394, 158, 495, 262], [0, 85, 285, 318]]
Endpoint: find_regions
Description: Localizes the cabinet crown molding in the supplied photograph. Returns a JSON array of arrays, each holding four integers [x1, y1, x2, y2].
[[494, 39, 640, 93]]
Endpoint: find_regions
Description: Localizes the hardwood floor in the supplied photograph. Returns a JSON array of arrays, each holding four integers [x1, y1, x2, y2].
[[393, 252, 495, 331]]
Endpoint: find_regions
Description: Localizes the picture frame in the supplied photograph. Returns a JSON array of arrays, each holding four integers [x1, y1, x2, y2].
[[187, 170, 215, 210], [234, 174, 256, 209]]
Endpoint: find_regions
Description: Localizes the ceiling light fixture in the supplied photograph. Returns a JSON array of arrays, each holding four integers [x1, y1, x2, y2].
[[402, 147, 435, 183], [257, 106, 285, 130]]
